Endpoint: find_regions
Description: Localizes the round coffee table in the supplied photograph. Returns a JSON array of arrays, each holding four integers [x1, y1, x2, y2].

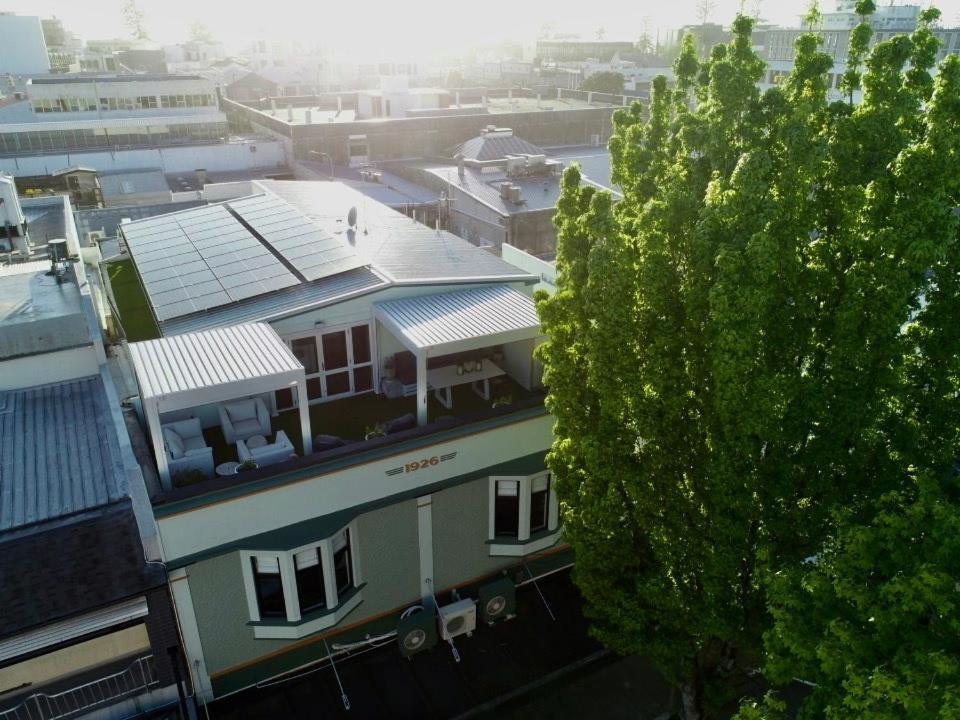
[[246, 434, 268, 449], [216, 461, 240, 477]]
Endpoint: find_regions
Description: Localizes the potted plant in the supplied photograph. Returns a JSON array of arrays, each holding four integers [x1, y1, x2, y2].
[[172, 469, 207, 487], [364, 423, 386, 440], [491, 394, 513, 409], [237, 459, 259, 472]]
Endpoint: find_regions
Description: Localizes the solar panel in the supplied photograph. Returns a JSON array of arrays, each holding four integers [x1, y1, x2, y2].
[[227, 195, 366, 282], [122, 204, 300, 322]]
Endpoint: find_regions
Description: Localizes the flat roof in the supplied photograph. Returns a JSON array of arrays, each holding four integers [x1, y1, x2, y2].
[[374, 285, 541, 356], [0, 375, 128, 531], [74, 200, 207, 241], [29, 74, 205, 85], [0, 265, 89, 360]]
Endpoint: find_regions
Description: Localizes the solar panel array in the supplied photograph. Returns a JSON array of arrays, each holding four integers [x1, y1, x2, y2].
[[122, 204, 300, 322], [227, 194, 365, 282]]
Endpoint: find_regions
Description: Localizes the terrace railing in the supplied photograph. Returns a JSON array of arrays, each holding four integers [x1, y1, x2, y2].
[[0, 655, 159, 720]]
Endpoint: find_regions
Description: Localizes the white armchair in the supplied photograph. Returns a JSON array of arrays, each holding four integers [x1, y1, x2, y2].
[[218, 398, 271, 445], [237, 430, 296, 468], [161, 418, 214, 478]]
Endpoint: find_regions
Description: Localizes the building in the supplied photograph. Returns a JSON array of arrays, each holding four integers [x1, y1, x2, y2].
[[0, 74, 288, 178], [356, 77, 450, 119], [108, 179, 568, 703], [535, 39, 636, 63], [0, 13, 50, 75], [223, 85, 625, 171], [400, 128, 620, 256], [761, 1, 960, 101], [0, 189, 188, 720]]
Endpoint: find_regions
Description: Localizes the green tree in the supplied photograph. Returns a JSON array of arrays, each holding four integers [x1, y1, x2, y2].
[[188, 21, 214, 43], [579, 71, 625, 94], [536, 11, 959, 720], [121, 0, 149, 40]]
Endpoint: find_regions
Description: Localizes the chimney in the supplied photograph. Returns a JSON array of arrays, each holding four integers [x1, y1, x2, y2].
[[499, 182, 512, 200], [587, 91, 594, 104], [455, 90, 460, 106], [270, 97, 277, 114], [456, 153, 465, 177], [481, 93, 488, 110], [337, 95, 342, 112], [195, 168, 207, 187]]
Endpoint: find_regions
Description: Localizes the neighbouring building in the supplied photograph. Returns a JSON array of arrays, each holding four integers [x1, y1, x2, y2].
[[535, 39, 636, 63], [761, 1, 960, 101], [0, 13, 50, 76], [111, 179, 569, 702], [400, 127, 620, 256], [0, 188, 189, 720], [0, 74, 288, 177]]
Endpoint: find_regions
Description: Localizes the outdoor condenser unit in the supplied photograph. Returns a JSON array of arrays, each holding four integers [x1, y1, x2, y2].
[[397, 608, 438, 658]]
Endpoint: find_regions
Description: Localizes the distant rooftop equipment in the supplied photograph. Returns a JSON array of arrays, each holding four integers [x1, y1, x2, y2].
[[46, 238, 69, 283], [480, 126, 514, 138]]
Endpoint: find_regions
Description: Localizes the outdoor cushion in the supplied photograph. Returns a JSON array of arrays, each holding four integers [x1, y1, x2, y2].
[[183, 435, 208, 453], [384, 413, 416, 434], [163, 429, 185, 459], [227, 401, 258, 422], [233, 418, 262, 436]]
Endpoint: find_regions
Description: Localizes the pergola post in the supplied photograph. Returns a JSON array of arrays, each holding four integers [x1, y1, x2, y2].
[[146, 398, 172, 492], [416, 351, 428, 426], [296, 378, 313, 455]]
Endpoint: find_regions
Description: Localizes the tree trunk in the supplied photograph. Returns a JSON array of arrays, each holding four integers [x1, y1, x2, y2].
[[679, 682, 701, 720], [679, 668, 703, 720]]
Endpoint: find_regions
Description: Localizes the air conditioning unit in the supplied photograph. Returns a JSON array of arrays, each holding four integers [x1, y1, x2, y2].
[[438, 598, 476, 641], [397, 608, 438, 658], [479, 577, 516, 625]]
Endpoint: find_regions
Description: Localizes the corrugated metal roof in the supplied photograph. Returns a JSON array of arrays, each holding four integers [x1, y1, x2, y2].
[[129, 322, 303, 400], [159, 266, 387, 336], [0, 376, 127, 531], [375, 285, 540, 351]]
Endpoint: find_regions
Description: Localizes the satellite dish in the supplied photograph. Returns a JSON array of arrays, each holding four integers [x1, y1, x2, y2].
[[347, 206, 357, 227]]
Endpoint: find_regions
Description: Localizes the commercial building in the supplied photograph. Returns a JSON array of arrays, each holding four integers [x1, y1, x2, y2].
[[0, 188, 188, 720], [0, 13, 50, 76], [110, 179, 568, 702], [535, 39, 636, 63], [224, 85, 625, 170], [761, 1, 960, 101], [0, 74, 287, 178]]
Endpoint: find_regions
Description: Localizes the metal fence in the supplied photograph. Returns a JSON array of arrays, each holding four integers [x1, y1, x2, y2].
[[0, 655, 158, 720]]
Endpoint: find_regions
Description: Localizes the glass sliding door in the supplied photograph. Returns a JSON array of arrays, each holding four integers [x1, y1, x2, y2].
[[279, 324, 375, 407]]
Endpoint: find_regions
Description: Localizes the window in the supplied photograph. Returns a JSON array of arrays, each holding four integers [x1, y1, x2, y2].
[[241, 523, 361, 638], [494, 480, 520, 537], [530, 474, 550, 533], [294, 547, 326, 613], [250, 556, 285, 618], [488, 472, 560, 556]]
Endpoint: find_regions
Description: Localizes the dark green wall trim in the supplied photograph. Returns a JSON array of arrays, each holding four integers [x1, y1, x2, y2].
[[155, 403, 549, 519], [166, 451, 548, 570]]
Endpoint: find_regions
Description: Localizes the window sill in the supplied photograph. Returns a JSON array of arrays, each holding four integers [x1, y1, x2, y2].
[[251, 585, 365, 639], [487, 527, 562, 557]]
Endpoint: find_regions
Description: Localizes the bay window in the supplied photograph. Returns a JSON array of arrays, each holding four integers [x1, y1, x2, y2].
[[241, 523, 362, 639], [488, 472, 560, 556]]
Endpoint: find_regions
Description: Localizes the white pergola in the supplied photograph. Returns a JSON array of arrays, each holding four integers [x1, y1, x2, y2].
[[128, 323, 312, 490], [373, 285, 542, 426]]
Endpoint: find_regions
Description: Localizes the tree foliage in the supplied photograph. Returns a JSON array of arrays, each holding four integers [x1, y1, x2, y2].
[[537, 10, 960, 720], [579, 71, 625, 94], [121, 0, 149, 40]]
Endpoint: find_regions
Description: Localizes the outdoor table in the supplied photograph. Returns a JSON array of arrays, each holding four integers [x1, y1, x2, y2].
[[426, 360, 505, 410]]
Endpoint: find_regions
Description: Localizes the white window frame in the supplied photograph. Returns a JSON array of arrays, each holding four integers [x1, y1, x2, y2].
[[487, 472, 561, 557], [240, 521, 363, 639]]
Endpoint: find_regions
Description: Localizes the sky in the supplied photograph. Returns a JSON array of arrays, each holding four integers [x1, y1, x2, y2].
[[10, 0, 960, 62]]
